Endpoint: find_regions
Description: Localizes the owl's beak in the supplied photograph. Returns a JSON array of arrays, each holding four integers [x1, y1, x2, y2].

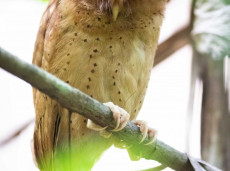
[[112, 3, 120, 21]]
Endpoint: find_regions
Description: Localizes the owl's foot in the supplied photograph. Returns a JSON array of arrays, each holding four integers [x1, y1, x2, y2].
[[104, 102, 130, 132], [87, 119, 112, 138], [86, 102, 130, 138], [132, 120, 157, 145], [86, 119, 107, 131]]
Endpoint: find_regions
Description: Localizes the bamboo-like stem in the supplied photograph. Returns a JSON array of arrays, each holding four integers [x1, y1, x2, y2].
[[0, 118, 34, 146], [0, 47, 193, 171], [154, 25, 191, 66]]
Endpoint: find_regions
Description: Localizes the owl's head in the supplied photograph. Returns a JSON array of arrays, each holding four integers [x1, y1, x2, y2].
[[83, 0, 168, 21]]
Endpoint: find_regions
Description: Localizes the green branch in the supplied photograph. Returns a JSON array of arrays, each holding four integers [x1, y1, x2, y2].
[[0, 47, 193, 171]]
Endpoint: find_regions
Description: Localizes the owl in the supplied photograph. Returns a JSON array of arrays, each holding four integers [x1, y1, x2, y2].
[[32, 0, 167, 170]]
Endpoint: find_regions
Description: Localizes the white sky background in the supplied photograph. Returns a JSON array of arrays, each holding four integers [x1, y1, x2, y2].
[[0, 0, 200, 170]]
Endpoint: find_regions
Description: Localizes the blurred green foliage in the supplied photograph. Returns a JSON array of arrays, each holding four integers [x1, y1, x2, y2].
[[222, 0, 230, 4], [193, 0, 230, 59]]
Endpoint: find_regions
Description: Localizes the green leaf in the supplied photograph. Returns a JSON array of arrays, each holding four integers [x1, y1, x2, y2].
[[221, 0, 230, 5], [193, 0, 230, 60]]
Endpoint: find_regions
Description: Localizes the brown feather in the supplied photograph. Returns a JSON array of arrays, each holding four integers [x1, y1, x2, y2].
[[32, 0, 168, 170]]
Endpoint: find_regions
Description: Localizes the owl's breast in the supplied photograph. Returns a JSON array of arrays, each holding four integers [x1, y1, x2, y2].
[[45, 15, 159, 119]]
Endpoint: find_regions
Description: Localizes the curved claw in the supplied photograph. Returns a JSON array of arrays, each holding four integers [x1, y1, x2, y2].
[[87, 102, 130, 139], [112, 120, 128, 132], [112, 109, 121, 131], [132, 120, 148, 143], [103, 102, 130, 132], [133, 120, 157, 145], [145, 128, 158, 145], [87, 119, 107, 131]]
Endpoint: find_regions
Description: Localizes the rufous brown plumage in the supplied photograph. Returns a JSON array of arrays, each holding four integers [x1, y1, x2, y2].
[[32, 0, 167, 170]]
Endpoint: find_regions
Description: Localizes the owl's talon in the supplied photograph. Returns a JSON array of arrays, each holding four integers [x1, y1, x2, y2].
[[87, 119, 107, 131], [103, 102, 130, 132], [87, 119, 111, 138], [133, 120, 157, 145], [87, 102, 130, 138], [144, 128, 157, 145]]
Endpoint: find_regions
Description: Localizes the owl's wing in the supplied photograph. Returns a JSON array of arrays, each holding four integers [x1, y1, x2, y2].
[[32, 0, 59, 66], [32, 1, 61, 168], [32, 0, 59, 101]]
